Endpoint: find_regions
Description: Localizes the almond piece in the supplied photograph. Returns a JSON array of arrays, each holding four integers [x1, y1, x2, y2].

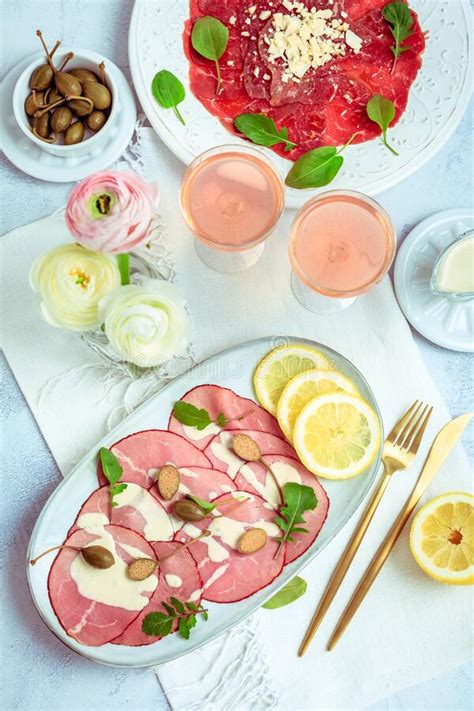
[[127, 558, 157, 581], [232, 434, 261, 462], [237, 528, 268, 554], [157, 464, 180, 500]]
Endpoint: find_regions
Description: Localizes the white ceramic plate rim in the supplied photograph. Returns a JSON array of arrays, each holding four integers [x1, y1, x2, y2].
[[128, 0, 473, 209], [27, 335, 383, 668]]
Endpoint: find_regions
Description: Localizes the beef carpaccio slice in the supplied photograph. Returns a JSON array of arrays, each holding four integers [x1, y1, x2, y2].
[[234, 455, 330, 564], [97, 430, 211, 489], [168, 385, 284, 450], [185, 0, 426, 158], [176, 492, 283, 603], [113, 541, 202, 646], [204, 429, 295, 477], [48, 525, 158, 647], [68, 484, 174, 543]]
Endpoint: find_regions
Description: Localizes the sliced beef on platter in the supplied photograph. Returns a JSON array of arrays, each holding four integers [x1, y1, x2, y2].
[[234, 455, 329, 564], [168, 384, 284, 451], [204, 429, 295, 478], [69, 484, 174, 542], [97, 430, 211, 489], [48, 525, 158, 647], [113, 541, 202, 647], [175, 492, 283, 603]]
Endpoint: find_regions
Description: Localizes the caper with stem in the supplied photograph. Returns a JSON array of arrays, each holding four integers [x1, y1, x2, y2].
[[30, 64, 53, 91], [82, 80, 111, 110], [68, 96, 94, 117], [50, 106, 73, 133], [25, 91, 45, 116], [87, 110, 107, 132], [70, 67, 99, 84], [33, 112, 52, 139], [65, 120, 85, 145], [30, 544, 115, 569], [36, 30, 82, 98]]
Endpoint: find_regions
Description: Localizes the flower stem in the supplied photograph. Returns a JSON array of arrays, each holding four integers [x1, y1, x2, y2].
[[117, 253, 130, 285]]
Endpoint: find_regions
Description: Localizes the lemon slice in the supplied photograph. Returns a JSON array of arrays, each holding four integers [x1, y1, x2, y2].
[[293, 392, 381, 479], [254, 344, 330, 415], [410, 492, 474, 585], [277, 369, 359, 443]]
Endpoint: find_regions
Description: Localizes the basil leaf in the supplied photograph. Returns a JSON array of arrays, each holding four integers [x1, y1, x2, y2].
[[382, 2, 414, 72], [366, 95, 399, 156], [191, 16, 229, 95], [142, 612, 173, 637], [173, 401, 213, 430], [263, 576, 307, 609], [99, 447, 123, 486], [186, 494, 215, 514], [234, 113, 296, 152], [151, 70, 186, 125], [285, 146, 343, 189]]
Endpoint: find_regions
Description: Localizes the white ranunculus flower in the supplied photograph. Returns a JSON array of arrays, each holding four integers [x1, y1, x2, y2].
[[29, 244, 121, 332], [98, 280, 189, 367]]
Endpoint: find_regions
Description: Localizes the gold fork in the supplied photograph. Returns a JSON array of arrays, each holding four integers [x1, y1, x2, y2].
[[298, 400, 433, 657]]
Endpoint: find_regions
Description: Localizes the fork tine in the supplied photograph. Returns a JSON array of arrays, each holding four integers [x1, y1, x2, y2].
[[407, 405, 433, 454], [387, 401, 419, 444], [399, 403, 429, 451], [393, 401, 423, 446]]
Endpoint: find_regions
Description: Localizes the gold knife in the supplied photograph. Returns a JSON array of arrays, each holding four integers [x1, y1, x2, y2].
[[327, 413, 472, 651]]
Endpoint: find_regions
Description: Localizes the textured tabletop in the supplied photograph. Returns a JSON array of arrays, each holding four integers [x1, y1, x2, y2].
[[1, 1, 472, 709]]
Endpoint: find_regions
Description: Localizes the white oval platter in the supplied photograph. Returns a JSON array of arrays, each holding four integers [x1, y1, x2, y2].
[[128, 0, 472, 209], [27, 336, 383, 668]]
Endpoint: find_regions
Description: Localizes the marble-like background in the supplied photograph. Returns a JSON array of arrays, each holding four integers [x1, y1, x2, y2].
[[1, 1, 472, 709]]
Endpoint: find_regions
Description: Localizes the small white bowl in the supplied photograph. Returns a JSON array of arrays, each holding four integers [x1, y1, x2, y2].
[[13, 49, 118, 158]]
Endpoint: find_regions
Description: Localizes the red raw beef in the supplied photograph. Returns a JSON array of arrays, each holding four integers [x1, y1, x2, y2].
[[234, 455, 329, 564], [168, 385, 284, 450], [113, 541, 202, 646], [97, 430, 211, 489], [204, 428, 295, 477], [48, 525, 158, 647], [186, 0, 426, 158], [176, 492, 284, 603], [68, 484, 174, 543]]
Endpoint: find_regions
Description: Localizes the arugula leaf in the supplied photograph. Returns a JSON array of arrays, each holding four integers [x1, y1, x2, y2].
[[186, 494, 215, 514], [274, 483, 317, 556], [382, 2, 414, 73], [263, 576, 307, 609], [366, 95, 399, 156], [151, 69, 186, 125], [234, 113, 296, 153], [191, 16, 229, 95], [173, 401, 213, 430], [142, 598, 208, 640], [99, 447, 127, 507]]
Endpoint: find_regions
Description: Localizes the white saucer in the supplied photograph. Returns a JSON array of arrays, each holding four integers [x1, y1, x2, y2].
[[394, 209, 474, 352], [0, 53, 136, 183]]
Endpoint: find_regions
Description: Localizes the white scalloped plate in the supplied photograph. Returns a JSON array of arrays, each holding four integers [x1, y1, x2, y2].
[[128, 0, 472, 208], [27, 336, 383, 668], [394, 209, 474, 352]]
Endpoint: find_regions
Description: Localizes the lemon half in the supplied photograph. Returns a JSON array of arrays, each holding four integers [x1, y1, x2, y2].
[[410, 492, 474, 585], [254, 344, 330, 415], [293, 392, 381, 479], [277, 369, 359, 443]]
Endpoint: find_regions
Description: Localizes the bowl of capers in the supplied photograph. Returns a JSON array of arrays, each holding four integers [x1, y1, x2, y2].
[[13, 30, 118, 157]]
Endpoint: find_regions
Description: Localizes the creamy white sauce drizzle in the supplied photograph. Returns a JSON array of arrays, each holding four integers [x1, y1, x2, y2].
[[115, 482, 174, 541], [164, 574, 183, 588], [203, 564, 229, 589], [183, 422, 220, 441], [239, 461, 302, 509], [210, 431, 241, 477], [69, 524, 157, 611], [187, 589, 202, 602]]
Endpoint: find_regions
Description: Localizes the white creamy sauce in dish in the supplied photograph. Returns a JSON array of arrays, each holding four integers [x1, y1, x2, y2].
[[164, 574, 183, 588], [434, 235, 474, 294], [77, 512, 109, 533], [69, 526, 158, 612], [114, 482, 174, 541], [183, 422, 220, 441]]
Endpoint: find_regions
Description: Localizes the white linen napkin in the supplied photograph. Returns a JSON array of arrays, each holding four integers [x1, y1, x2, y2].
[[1, 128, 472, 710]]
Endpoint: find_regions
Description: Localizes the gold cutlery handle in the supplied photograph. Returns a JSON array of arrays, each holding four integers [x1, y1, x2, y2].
[[326, 491, 419, 651], [298, 469, 391, 656]]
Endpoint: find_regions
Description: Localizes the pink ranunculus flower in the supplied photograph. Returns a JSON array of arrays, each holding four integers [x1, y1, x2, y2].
[[65, 171, 158, 254]]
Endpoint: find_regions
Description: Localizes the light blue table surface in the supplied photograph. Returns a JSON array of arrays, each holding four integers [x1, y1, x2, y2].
[[1, 1, 472, 709]]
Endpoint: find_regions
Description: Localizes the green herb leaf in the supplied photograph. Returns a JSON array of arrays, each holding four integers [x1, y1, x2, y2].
[[366, 95, 399, 156], [151, 69, 186, 125], [162, 602, 176, 617], [143, 598, 208, 641], [171, 597, 186, 614], [186, 494, 215, 514], [99, 447, 123, 486], [285, 146, 343, 189], [201, 610, 209, 622], [112, 483, 128, 496], [186, 601, 198, 612], [191, 16, 229, 95], [173, 401, 213, 430], [263, 576, 307, 609], [234, 113, 296, 152], [274, 483, 317, 555], [142, 612, 174, 638], [179, 617, 190, 639], [382, 2, 414, 73], [187, 613, 197, 630], [216, 413, 227, 428]]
